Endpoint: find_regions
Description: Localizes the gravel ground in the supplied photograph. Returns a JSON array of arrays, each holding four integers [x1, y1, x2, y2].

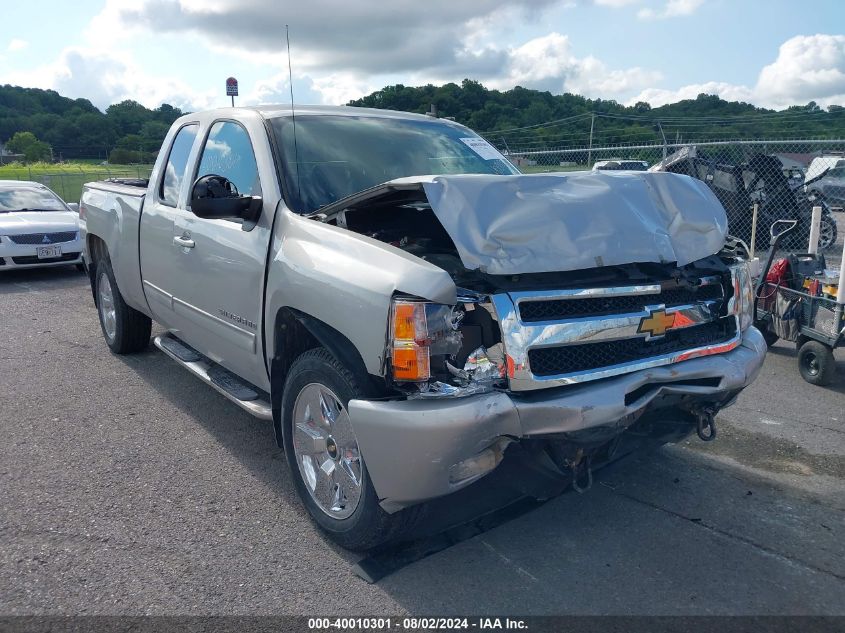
[[0, 267, 843, 616]]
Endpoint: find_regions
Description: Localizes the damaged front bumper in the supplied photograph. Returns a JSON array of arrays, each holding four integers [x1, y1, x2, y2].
[[348, 327, 766, 513]]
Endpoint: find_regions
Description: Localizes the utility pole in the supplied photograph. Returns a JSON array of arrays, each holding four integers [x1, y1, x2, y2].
[[587, 113, 595, 167], [657, 121, 668, 160], [500, 136, 511, 156]]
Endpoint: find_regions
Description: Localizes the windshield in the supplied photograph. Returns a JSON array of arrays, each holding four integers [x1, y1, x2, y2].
[[0, 187, 67, 213], [271, 115, 518, 213]]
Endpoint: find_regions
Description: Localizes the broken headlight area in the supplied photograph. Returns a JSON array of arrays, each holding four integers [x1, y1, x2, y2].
[[388, 294, 507, 398], [728, 260, 755, 332]]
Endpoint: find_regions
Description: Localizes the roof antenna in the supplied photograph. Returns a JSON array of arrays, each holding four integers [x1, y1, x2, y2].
[[286, 24, 302, 203]]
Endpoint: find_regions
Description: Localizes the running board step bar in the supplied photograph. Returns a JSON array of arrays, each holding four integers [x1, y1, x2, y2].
[[153, 334, 272, 420]]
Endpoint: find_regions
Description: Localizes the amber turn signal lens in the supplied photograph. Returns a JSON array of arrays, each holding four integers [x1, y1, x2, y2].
[[391, 345, 431, 381], [392, 301, 426, 343]]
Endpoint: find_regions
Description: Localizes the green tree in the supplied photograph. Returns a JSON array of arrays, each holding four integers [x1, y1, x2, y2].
[[6, 131, 39, 154], [24, 140, 51, 162], [105, 100, 150, 136], [6, 130, 51, 162]]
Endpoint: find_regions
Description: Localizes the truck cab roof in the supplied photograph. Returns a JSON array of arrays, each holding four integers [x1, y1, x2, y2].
[[172, 104, 464, 127]]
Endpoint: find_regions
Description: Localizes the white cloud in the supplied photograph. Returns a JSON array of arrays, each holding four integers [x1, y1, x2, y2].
[[638, 0, 704, 20], [7, 39, 28, 52], [628, 82, 754, 107], [2, 0, 843, 116], [594, 0, 639, 7], [104, 0, 560, 75], [756, 34, 845, 109], [483, 33, 661, 101], [82, 1, 662, 107], [307, 74, 379, 106], [628, 34, 845, 109], [0, 46, 215, 111], [246, 71, 327, 106]]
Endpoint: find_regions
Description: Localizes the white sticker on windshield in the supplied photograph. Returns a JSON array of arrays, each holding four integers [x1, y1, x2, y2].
[[460, 137, 502, 161]]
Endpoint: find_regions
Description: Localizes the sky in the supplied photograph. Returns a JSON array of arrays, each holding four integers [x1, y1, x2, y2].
[[1, 0, 844, 113]]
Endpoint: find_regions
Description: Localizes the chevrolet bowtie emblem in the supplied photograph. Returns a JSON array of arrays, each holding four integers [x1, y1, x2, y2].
[[638, 308, 676, 338]]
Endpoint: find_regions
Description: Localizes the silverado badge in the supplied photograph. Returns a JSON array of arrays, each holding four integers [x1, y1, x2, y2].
[[638, 308, 676, 339]]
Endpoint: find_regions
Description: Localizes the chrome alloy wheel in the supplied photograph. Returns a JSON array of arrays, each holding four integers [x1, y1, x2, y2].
[[819, 217, 836, 251], [292, 383, 363, 519], [98, 271, 117, 342]]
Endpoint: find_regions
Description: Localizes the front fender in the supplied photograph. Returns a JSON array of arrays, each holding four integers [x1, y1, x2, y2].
[[264, 209, 456, 377]]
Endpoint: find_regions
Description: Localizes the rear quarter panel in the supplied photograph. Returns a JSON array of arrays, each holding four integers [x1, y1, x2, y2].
[[81, 183, 150, 315]]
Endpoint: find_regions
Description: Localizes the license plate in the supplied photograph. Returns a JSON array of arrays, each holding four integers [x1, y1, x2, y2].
[[36, 245, 62, 259]]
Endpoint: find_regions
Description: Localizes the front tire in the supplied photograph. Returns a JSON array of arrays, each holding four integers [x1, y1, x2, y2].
[[281, 348, 415, 551], [95, 258, 151, 354]]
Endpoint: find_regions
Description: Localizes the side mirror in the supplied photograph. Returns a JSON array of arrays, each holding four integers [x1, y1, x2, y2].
[[67, 202, 79, 213], [190, 174, 262, 223]]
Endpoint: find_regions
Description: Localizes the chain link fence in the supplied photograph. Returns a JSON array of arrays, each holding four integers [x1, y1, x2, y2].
[[0, 164, 154, 207], [494, 139, 844, 271]]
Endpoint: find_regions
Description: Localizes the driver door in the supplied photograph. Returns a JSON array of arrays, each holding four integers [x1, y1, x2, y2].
[[165, 119, 272, 389]]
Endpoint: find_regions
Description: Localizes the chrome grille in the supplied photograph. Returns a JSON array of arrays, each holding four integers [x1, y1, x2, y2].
[[491, 276, 742, 392], [518, 284, 723, 322], [528, 319, 736, 377], [9, 231, 78, 245]]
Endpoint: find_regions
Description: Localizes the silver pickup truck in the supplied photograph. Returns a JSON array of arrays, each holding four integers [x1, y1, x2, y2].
[[80, 105, 766, 550]]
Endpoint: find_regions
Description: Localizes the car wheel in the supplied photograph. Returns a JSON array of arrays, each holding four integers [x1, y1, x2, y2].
[[281, 347, 418, 551], [95, 258, 151, 354], [818, 215, 837, 251], [797, 340, 836, 386]]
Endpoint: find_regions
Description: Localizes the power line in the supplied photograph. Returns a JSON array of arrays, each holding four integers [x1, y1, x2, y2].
[[485, 112, 593, 135]]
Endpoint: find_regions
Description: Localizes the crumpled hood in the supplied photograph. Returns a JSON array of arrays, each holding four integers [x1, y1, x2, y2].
[[0, 211, 79, 235], [419, 171, 728, 275]]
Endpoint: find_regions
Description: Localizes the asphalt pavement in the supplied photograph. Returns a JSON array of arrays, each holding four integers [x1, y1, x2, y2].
[[1, 267, 843, 615]]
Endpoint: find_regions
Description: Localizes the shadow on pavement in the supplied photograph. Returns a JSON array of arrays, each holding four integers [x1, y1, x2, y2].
[[119, 343, 845, 615], [0, 266, 87, 294]]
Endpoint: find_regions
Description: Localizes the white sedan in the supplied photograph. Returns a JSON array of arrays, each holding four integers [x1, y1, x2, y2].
[[0, 180, 83, 272]]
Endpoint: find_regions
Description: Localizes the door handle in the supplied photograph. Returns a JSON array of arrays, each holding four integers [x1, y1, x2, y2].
[[173, 235, 195, 249]]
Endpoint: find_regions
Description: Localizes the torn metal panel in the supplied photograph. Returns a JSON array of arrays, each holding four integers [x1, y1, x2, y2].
[[420, 172, 728, 275], [348, 327, 766, 511]]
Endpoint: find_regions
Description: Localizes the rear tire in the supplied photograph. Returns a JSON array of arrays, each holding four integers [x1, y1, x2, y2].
[[797, 340, 836, 386], [95, 258, 151, 354], [281, 347, 418, 551]]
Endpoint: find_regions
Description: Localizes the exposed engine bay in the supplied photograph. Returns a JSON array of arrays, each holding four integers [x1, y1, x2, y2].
[[326, 188, 740, 405], [323, 191, 748, 497], [300, 172, 760, 505]]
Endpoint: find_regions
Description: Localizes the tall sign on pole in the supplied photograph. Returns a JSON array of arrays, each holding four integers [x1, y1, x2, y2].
[[226, 77, 238, 107]]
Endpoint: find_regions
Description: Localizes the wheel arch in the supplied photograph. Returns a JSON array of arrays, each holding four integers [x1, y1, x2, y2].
[[270, 307, 385, 447], [86, 233, 109, 302]]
